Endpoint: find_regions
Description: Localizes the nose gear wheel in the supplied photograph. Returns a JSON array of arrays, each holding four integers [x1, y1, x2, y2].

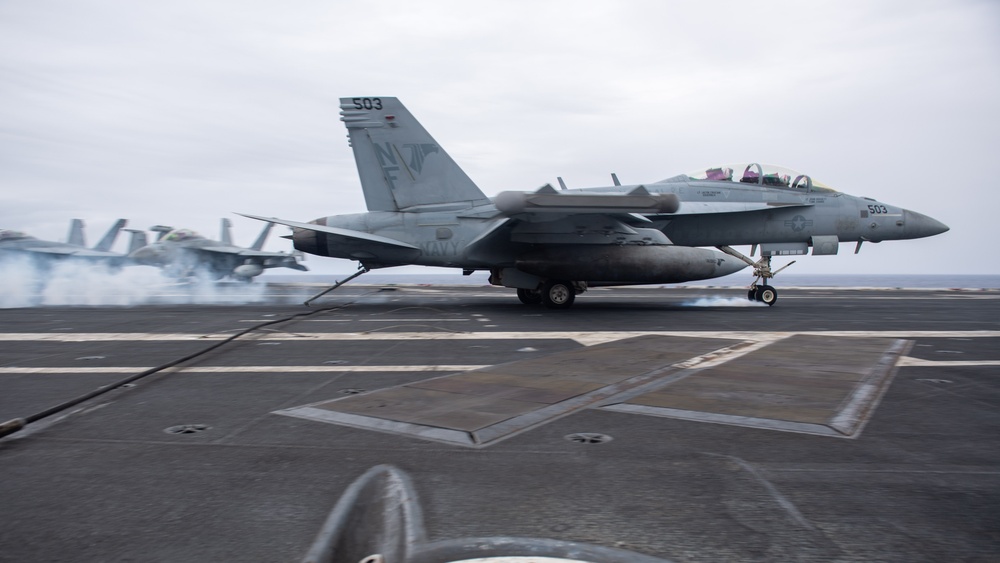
[[718, 246, 792, 307], [751, 284, 778, 306]]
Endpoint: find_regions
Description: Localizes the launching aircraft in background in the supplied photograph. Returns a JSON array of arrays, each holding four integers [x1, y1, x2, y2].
[[0, 219, 130, 266], [128, 218, 307, 281], [243, 97, 949, 308]]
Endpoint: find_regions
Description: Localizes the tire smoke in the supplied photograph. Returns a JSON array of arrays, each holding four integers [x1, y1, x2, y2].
[[681, 296, 767, 307]]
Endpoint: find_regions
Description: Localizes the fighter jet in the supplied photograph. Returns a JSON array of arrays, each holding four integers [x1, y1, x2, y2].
[[0, 219, 129, 266], [243, 97, 948, 308], [128, 219, 307, 281]]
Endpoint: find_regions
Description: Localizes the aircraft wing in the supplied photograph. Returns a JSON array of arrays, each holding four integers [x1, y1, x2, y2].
[[199, 246, 296, 258], [28, 247, 120, 257], [238, 214, 419, 250]]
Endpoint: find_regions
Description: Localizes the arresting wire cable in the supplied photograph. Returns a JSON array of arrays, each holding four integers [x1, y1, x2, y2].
[[0, 295, 373, 441]]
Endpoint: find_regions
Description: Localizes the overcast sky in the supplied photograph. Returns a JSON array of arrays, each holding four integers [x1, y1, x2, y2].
[[1, 0, 997, 277]]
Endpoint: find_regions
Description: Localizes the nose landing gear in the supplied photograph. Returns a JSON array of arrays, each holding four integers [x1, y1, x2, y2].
[[718, 246, 794, 307]]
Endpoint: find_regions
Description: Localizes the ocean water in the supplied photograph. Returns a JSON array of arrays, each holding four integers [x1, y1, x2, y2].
[[262, 273, 1000, 289]]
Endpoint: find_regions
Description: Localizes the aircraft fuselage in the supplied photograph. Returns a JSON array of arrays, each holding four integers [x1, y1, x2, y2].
[[293, 177, 946, 271]]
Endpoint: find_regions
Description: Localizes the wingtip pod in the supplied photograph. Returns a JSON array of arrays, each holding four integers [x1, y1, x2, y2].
[[494, 190, 679, 216]]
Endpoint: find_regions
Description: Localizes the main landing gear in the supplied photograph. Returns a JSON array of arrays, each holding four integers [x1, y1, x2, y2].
[[517, 280, 581, 309], [718, 246, 794, 307], [540, 280, 576, 309], [516, 288, 542, 305]]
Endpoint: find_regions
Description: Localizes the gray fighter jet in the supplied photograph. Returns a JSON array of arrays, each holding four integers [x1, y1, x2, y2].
[[243, 97, 948, 308], [0, 219, 129, 266], [128, 219, 307, 281]]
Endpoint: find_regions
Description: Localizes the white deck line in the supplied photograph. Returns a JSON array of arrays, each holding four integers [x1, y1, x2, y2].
[[1, 330, 998, 344]]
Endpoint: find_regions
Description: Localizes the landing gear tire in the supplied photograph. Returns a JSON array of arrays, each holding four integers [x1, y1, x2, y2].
[[756, 285, 778, 306], [748, 287, 757, 302], [541, 280, 575, 309], [517, 288, 542, 305]]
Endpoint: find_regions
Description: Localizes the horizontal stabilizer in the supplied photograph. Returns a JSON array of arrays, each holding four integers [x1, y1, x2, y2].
[[238, 213, 419, 250], [494, 189, 680, 216]]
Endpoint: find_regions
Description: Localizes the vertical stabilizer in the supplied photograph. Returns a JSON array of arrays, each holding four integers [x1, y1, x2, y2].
[[68, 219, 86, 247], [94, 219, 127, 251], [220, 218, 233, 245], [124, 229, 148, 254], [339, 97, 490, 211], [250, 222, 274, 251]]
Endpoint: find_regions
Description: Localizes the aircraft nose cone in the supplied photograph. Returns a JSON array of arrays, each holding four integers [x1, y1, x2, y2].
[[903, 209, 949, 239]]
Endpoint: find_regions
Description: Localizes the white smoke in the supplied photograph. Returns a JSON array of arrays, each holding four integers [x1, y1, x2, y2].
[[0, 255, 269, 308], [0, 255, 39, 308], [682, 296, 768, 307]]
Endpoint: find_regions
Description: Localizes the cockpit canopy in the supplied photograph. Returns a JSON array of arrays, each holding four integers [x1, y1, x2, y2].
[[684, 163, 836, 193], [163, 229, 204, 242]]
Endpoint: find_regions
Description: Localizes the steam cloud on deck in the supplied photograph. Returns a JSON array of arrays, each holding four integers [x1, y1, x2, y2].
[[0, 256, 269, 308]]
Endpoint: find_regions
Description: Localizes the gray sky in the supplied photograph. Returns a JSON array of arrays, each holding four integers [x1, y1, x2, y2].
[[2, 0, 997, 276]]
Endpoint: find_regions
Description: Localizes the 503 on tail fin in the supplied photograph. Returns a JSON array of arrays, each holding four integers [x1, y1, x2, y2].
[[341, 97, 491, 212]]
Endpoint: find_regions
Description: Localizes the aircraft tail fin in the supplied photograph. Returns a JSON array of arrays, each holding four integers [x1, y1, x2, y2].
[[339, 97, 490, 211], [124, 229, 148, 255], [68, 219, 86, 247], [94, 219, 127, 251], [220, 218, 233, 245], [250, 221, 274, 251]]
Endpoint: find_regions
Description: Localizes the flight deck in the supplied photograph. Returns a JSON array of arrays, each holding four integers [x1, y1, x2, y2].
[[1, 284, 998, 562]]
